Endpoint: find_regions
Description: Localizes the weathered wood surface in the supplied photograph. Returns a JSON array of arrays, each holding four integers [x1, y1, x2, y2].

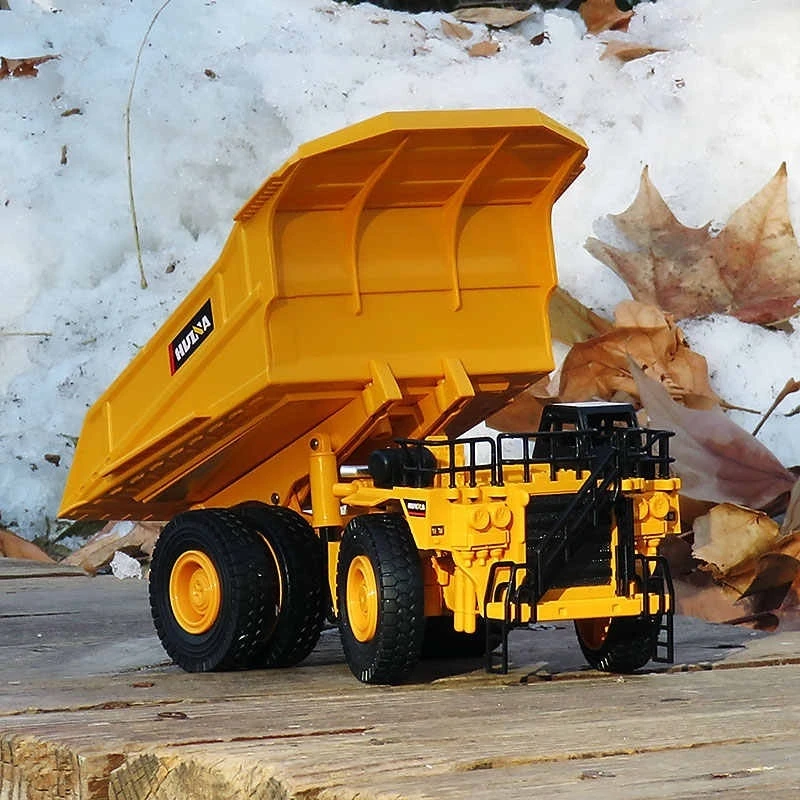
[[3, 569, 800, 799], [4, 650, 800, 799]]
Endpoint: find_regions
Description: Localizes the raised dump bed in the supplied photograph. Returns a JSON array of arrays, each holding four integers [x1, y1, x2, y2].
[[60, 109, 588, 522]]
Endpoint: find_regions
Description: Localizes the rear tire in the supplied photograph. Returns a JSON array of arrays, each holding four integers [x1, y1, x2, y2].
[[234, 503, 326, 668], [149, 509, 276, 672], [575, 615, 659, 673], [337, 514, 424, 684]]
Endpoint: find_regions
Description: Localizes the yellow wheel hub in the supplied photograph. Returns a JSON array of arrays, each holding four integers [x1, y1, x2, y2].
[[346, 555, 379, 642], [169, 550, 221, 634], [576, 618, 611, 650]]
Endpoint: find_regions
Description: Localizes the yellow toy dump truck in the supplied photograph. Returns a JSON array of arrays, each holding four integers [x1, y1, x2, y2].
[[60, 109, 681, 683]]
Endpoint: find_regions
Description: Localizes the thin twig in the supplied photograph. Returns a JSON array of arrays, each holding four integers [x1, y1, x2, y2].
[[0, 331, 52, 337], [753, 378, 800, 437], [126, 0, 174, 290], [719, 399, 760, 414]]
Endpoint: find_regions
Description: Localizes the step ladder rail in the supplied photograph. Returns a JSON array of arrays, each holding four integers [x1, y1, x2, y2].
[[484, 560, 527, 674], [635, 553, 675, 664]]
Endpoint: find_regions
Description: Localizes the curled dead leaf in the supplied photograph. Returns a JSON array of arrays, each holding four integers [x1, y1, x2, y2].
[[693, 504, 780, 576], [631, 358, 797, 509], [486, 374, 555, 433], [487, 288, 611, 432], [739, 552, 800, 611], [559, 301, 719, 409], [580, 0, 633, 35], [549, 286, 613, 347]]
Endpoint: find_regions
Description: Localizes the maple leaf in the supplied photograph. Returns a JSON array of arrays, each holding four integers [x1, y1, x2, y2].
[[559, 301, 719, 409], [585, 167, 726, 319], [711, 163, 800, 324], [631, 359, 797, 509], [579, 0, 633, 35], [586, 164, 800, 325]]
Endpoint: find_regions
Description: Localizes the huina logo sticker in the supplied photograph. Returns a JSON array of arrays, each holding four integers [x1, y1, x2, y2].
[[169, 299, 214, 374]]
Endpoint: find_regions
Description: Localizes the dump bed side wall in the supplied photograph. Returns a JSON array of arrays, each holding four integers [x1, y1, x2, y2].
[[60, 110, 587, 520]]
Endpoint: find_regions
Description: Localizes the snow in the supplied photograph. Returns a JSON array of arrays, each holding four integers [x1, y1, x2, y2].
[[1, 0, 799, 540], [109, 549, 143, 580]]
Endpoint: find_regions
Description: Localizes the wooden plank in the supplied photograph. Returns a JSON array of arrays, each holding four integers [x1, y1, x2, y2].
[[4, 663, 800, 798]]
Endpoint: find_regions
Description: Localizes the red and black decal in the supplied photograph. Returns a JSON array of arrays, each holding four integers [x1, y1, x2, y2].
[[168, 299, 214, 375], [403, 498, 427, 518]]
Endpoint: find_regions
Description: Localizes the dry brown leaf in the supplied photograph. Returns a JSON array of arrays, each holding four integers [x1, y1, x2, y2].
[[453, 8, 532, 28], [586, 164, 800, 325], [487, 289, 611, 431], [486, 375, 555, 432], [631, 358, 797, 509], [673, 576, 755, 624], [550, 286, 613, 346], [693, 504, 781, 576], [781, 478, 800, 535], [0, 54, 59, 79], [586, 166, 726, 319], [712, 163, 800, 324], [740, 552, 800, 607], [559, 301, 719, 409], [600, 40, 666, 62], [580, 0, 633, 35], [441, 19, 472, 40], [467, 40, 500, 58], [720, 533, 800, 621], [0, 528, 55, 562]]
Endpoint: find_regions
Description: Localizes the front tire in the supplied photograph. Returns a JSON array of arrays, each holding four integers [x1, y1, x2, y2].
[[149, 509, 276, 672], [337, 514, 424, 684], [575, 615, 660, 673]]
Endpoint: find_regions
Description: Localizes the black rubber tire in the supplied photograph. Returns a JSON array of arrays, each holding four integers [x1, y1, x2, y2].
[[575, 615, 660, 673], [421, 616, 501, 659], [149, 509, 276, 672], [337, 513, 425, 684], [233, 503, 326, 668]]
